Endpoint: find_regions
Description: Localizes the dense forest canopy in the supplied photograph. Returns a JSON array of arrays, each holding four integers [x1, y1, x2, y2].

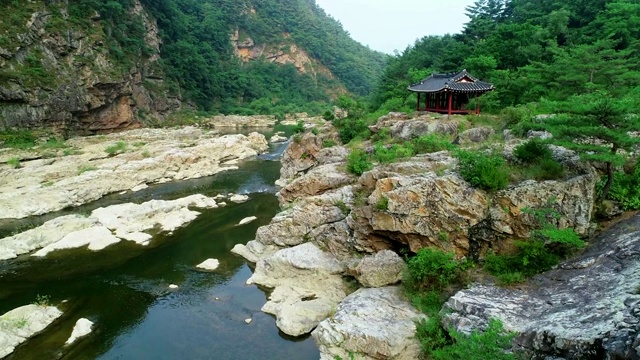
[[371, 0, 640, 113]]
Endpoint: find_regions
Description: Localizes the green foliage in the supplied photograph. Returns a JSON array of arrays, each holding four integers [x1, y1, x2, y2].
[[455, 150, 509, 191], [7, 157, 21, 169], [34, 294, 51, 306], [605, 165, 640, 210], [105, 141, 127, 155], [0, 130, 36, 149], [323, 139, 337, 148], [485, 201, 585, 282], [141, 150, 151, 158], [375, 196, 389, 211], [77, 165, 99, 175], [513, 139, 552, 164], [292, 120, 305, 134], [415, 317, 449, 355], [335, 200, 350, 216], [346, 149, 373, 176], [311, 127, 319, 136], [39, 138, 68, 150], [430, 319, 516, 360], [404, 248, 465, 293], [412, 134, 454, 154]]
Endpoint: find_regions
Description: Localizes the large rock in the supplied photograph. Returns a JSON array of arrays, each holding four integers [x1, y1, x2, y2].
[[0, 128, 266, 219], [276, 129, 342, 186], [368, 173, 488, 255], [0, 305, 63, 358], [312, 287, 426, 360], [1, 194, 218, 259], [459, 126, 495, 144], [442, 214, 640, 359], [352, 250, 405, 288], [277, 163, 355, 204], [371, 113, 459, 140], [489, 171, 597, 239], [247, 243, 349, 336]]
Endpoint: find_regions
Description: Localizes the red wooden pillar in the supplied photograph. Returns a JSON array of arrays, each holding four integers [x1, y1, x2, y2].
[[447, 91, 453, 116], [475, 93, 480, 115], [416, 92, 421, 112]]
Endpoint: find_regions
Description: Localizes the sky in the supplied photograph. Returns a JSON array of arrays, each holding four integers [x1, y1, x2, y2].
[[314, 0, 475, 54]]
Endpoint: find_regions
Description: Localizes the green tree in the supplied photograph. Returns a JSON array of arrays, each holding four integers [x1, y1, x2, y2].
[[545, 91, 640, 200]]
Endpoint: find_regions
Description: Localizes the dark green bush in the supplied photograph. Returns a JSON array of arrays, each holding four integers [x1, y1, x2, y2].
[[293, 120, 305, 134], [455, 150, 509, 191], [514, 138, 552, 164], [375, 196, 389, 211], [322, 139, 337, 148], [606, 164, 640, 210], [404, 248, 464, 293], [346, 149, 373, 176], [333, 117, 370, 143]]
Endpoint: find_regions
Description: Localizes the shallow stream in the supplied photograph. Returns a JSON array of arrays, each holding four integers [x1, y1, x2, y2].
[[0, 137, 319, 359]]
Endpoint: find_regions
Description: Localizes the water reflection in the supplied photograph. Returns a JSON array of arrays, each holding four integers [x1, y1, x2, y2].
[[2, 140, 318, 360]]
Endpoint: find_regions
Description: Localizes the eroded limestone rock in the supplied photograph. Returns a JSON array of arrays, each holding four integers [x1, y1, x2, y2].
[[352, 250, 405, 288], [247, 243, 349, 336], [0, 305, 63, 358], [312, 287, 425, 360]]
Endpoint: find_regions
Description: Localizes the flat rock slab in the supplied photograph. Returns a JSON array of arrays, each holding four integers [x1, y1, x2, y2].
[[196, 258, 220, 271], [65, 318, 93, 345], [238, 216, 257, 226], [0, 194, 219, 260], [0, 304, 63, 358], [312, 286, 425, 360], [230, 194, 249, 203], [0, 128, 268, 219], [443, 213, 640, 359]]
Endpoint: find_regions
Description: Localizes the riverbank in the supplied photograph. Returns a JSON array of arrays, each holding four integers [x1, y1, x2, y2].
[[0, 127, 268, 219]]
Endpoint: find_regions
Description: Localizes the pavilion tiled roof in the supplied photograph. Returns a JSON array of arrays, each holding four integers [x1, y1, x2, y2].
[[408, 69, 493, 93]]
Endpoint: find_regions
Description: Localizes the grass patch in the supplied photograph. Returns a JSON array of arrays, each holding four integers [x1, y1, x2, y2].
[[412, 134, 454, 154], [105, 141, 127, 155], [63, 148, 82, 156], [7, 157, 20, 169], [77, 164, 98, 175], [133, 141, 147, 147], [335, 200, 350, 216], [375, 196, 389, 211], [34, 294, 51, 306], [0, 130, 36, 149], [141, 150, 151, 158], [39, 138, 68, 149], [323, 139, 337, 148]]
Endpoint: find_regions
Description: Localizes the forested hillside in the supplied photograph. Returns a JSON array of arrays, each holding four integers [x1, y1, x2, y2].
[[0, 0, 386, 133], [372, 0, 640, 113], [139, 0, 387, 112]]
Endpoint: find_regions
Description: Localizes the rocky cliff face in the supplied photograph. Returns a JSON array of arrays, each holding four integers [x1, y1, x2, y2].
[[0, 0, 181, 135]]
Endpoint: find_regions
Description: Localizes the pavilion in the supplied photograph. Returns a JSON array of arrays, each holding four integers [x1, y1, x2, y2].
[[407, 70, 493, 115]]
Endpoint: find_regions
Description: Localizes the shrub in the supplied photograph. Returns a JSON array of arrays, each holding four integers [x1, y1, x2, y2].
[[322, 110, 335, 121], [323, 139, 337, 148], [346, 149, 373, 176], [311, 127, 319, 135], [334, 117, 370, 144], [431, 319, 516, 360], [513, 139, 552, 164], [416, 317, 449, 355], [40, 138, 68, 149], [455, 150, 508, 191], [375, 196, 389, 211], [105, 141, 127, 155], [606, 164, 640, 210], [413, 134, 453, 154], [335, 200, 350, 216], [485, 202, 585, 282], [293, 120, 305, 134], [404, 248, 463, 293]]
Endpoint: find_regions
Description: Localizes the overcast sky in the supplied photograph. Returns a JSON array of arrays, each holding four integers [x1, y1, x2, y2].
[[315, 0, 475, 54]]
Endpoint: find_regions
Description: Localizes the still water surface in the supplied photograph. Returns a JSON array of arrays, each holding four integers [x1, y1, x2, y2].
[[0, 139, 319, 359]]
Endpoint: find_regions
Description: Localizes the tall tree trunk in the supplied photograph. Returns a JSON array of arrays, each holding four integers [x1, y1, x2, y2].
[[599, 161, 614, 202]]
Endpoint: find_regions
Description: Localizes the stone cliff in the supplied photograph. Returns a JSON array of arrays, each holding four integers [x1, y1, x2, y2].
[[0, 0, 181, 135]]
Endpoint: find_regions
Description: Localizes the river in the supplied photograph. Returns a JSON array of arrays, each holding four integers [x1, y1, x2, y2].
[[0, 136, 320, 359]]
